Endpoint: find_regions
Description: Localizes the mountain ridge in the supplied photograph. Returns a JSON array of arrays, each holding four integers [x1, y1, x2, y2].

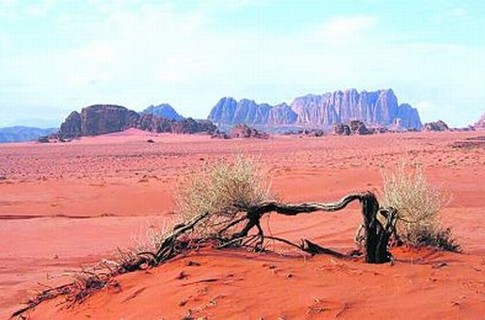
[[0, 126, 58, 143], [208, 88, 422, 130]]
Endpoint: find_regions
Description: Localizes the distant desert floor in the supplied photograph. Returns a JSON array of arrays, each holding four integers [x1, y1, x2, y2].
[[1, 130, 484, 319]]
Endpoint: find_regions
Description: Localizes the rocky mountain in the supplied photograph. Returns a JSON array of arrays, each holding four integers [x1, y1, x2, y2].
[[59, 105, 138, 138], [142, 104, 183, 121], [208, 89, 422, 130], [267, 103, 298, 125], [59, 105, 215, 139], [473, 112, 485, 130], [0, 126, 58, 143], [208, 98, 272, 126]]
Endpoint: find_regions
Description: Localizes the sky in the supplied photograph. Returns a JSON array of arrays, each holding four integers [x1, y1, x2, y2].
[[0, 0, 484, 128]]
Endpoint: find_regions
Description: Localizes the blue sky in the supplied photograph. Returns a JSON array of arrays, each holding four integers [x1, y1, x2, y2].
[[0, 0, 484, 127]]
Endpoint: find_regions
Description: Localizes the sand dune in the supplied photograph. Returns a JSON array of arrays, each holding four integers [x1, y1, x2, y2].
[[1, 131, 484, 319]]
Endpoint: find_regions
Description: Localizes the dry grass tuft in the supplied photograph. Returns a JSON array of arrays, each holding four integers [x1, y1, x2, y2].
[[175, 154, 272, 237], [381, 163, 459, 251]]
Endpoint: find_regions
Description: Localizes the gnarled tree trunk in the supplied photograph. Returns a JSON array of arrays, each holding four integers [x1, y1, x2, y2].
[[237, 191, 396, 263]]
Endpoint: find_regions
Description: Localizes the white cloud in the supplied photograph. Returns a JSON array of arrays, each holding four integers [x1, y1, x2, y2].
[[313, 15, 377, 45], [0, 0, 17, 6], [75, 43, 115, 63], [26, 0, 57, 16], [198, 0, 268, 12]]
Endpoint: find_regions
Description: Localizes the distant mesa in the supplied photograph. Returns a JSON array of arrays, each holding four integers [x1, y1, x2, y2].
[[142, 104, 183, 121], [58, 104, 216, 139], [59, 105, 138, 138], [423, 120, 450, 132], [208, 89, 422, 131]]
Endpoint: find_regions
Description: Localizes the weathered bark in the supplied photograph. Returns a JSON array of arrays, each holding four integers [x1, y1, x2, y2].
[[159, 192, 396, 263], [236, 192, 396, 263]]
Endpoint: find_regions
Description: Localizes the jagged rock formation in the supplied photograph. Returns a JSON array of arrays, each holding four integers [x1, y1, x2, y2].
[[473, 112, 485, 130], [208, 89, 422, 131], [59, 105, 216, 139], [60, 111, 82, 138], [334, 123, 352, 136], [349, 120, 373, 135], [333, 120, 373, 136], [423, 120, 450, 132], [229, 124, 269, 139], [293, 129, 325, 137], [211, 130, 230, 139], [171, 119, 216, 134], [208, 98, 272, 126], [267, 103, 298, 125], [142, 104, 183, 121], [0, 126, 58, 143]]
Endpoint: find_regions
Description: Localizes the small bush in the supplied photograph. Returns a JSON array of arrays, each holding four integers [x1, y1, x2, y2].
[[175, 155, 272, 236], [381, 163, 459, 251], [37, 136, 50, 143]]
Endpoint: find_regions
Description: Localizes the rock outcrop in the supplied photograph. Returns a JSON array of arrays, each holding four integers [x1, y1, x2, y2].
[[170, 119, 216, 134], [423, 120, 450, 132], [59, 105, 216, 139], [229, 124, 269, 139], [333, 120, 373, 136], [349, 120, 373, 135], [59, 111, 82, 138], [82, 105, 139, 136], [208, 89, 422, 131], [333, 124, 351, 136], [142, 104, 183, 121], [473, 112, 485, 130], [59, 105, 138, 138]]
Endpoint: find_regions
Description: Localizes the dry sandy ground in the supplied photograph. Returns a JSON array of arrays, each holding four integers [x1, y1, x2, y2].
[[0, 129, 484, 319]]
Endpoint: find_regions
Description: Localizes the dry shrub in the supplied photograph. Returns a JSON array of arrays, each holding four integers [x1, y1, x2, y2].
[[381, 163, 459, 251], [175, 155, 271, 236], [132, 219, 180, 253]]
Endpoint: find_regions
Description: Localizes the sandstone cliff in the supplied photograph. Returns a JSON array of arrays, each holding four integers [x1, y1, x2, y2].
[[59, 105, 215, 139], [208, 89, 422, 130], [207, 98, 273, 126]]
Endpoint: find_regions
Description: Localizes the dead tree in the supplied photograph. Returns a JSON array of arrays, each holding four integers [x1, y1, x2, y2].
[[229, 191, 397, 263], [149, 191, 397, 264]]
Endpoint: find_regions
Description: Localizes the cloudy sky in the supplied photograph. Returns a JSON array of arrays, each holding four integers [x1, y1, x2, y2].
[[0, 0, 484, 127]]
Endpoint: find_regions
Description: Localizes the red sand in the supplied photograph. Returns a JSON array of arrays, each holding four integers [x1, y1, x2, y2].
[[1, 131, 484, 319]]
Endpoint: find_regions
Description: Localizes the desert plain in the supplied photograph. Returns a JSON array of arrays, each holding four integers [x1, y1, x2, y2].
[[1, 129, 485, 319]]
